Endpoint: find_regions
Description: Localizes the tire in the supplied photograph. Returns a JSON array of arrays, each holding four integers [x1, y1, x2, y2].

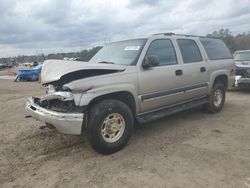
[[87, 99, 134, 154], [206, 82, 226, 113]]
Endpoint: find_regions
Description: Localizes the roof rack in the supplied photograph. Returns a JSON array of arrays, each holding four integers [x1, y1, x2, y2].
[[152, 32, 175, 36], [152, 33, 206, 38]]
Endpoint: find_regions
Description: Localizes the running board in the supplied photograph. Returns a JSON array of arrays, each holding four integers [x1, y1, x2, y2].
[[136, 97, 208, 123]]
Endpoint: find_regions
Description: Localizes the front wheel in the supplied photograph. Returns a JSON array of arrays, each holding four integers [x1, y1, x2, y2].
[[206, 83, 226, 113], [86, 99, 134, 154]]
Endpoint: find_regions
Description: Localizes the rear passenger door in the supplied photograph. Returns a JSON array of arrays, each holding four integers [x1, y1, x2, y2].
[[175, 38, 209, 101]]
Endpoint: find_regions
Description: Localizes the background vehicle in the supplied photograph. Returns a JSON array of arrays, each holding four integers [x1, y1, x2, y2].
[[32, 61, 39, 67], [26, 33, 235, 154], [15, 64, 42, 81], [0, 63, 8, 70], [23, 62, 33, 67], [234, 50, 250, 88]]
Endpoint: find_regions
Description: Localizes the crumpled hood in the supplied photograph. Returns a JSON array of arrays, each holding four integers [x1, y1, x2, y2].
[[41, 60, 126, 84]]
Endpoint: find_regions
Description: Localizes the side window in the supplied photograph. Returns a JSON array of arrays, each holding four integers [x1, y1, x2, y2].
[[147, 39, 177, 66], [200, 38, 233, 60], [177, 39, 202, 63]]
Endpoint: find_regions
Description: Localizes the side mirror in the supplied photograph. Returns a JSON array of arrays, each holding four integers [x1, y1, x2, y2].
[[142, 55, 160, 68]]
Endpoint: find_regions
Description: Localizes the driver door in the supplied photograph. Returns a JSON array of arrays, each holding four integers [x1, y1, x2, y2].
[[138, 39, 186, 113]]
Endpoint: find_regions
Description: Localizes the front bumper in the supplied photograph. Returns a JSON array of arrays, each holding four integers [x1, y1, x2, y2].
[[25, 97, 84, 135], [237, 77, 250, 87], [235, 66, 250, 87]]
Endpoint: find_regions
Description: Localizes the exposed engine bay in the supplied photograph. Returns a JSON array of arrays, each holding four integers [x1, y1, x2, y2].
[[33, 97, 84, 113]]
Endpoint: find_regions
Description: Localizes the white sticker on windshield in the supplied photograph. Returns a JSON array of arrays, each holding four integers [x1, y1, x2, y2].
[[124, 46, 140, 51]]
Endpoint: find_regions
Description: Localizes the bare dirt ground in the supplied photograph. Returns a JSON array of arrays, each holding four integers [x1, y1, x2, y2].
[[0, 66, 23, 76], [0, 78, 250, 188]]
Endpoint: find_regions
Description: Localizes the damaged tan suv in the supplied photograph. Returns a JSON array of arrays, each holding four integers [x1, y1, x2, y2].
[[26, 33, 235, 154]]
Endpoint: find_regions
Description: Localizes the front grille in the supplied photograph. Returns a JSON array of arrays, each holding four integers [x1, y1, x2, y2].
[[236, 69, 250, 77]]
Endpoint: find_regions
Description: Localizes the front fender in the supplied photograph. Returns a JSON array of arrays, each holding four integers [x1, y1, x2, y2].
[[78, 84, 139, 113]]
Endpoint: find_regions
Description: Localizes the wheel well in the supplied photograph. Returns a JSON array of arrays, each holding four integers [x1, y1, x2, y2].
[[213, 75, 228, 88], [88, 91, 136, 115]]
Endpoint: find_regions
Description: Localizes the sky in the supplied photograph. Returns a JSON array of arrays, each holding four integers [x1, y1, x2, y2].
[[0, 0, 250, 58]]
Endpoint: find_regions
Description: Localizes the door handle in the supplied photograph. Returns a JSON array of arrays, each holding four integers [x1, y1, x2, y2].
[[200, 67, 206, 72], [175, 69, 183, 76]]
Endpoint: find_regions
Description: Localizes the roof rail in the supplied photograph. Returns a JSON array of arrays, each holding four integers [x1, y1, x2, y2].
[[152, 32, 175, 36], [152, 33, 206, 38], [174, 34, 205, 38]]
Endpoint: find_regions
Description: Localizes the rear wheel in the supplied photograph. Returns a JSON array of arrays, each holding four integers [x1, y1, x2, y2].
[[206, 82, 226, 113], [87, 99, 134, 154]]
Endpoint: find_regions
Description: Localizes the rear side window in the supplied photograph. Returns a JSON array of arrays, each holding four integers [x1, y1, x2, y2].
[[200, 38, 232, 60], [147, 39, 177, 66], [177, 39, 202, 63]]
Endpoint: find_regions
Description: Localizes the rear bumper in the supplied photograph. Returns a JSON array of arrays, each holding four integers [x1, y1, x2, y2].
[[25, 97, 84, 135]]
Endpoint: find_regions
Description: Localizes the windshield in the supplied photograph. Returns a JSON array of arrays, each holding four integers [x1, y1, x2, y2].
[[89, 39, 146, 65], [234, 52, 250, 61], [33, 64, 42, 70]]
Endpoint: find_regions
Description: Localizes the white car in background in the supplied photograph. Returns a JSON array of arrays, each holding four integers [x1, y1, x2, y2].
[[234, 50, 250, 88]]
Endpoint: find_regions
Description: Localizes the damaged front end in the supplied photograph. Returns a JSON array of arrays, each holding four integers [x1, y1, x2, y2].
[[25, 89, 85, 135], [25, 59, 126, 135], [38, 91, 85, 113]]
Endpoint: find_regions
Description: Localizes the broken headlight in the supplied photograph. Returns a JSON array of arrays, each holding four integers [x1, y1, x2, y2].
[[46, 85, 56, 94], [61, 86, 72, 92]]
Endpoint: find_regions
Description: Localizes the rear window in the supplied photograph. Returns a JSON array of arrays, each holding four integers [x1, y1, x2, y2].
[[177, 39, 202, 63], [200, 38, 232, 60]]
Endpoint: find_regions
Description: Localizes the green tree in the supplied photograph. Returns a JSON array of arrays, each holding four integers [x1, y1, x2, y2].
[[207, 29, 250, 52]]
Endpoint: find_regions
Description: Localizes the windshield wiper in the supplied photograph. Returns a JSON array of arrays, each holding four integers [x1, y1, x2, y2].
[[97, 61, 115, 64]]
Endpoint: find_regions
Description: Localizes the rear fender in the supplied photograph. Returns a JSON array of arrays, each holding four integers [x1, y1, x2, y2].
[[209, 70, 229, 92]]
